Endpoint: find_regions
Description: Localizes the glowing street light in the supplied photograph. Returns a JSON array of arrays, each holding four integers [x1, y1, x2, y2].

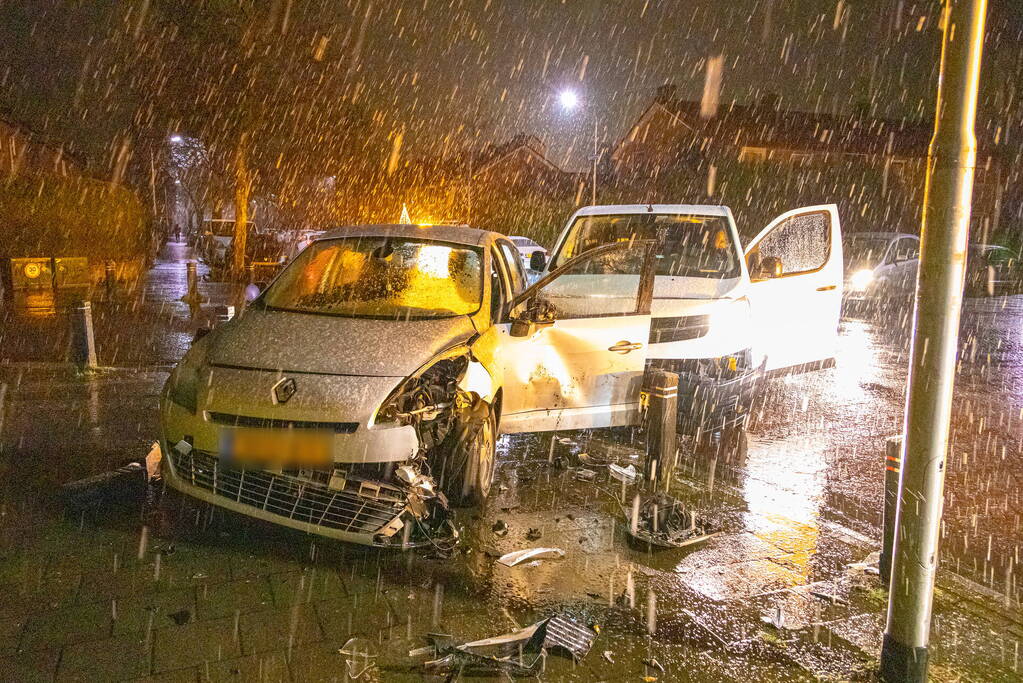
[[169, 134, 183, 144], [558, 89, 579, 111]]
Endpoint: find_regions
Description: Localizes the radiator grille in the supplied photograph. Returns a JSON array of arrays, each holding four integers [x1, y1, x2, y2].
[[206, 412, 358, 433], [171, 449, 405, 537], [648, 315, 710, 343]]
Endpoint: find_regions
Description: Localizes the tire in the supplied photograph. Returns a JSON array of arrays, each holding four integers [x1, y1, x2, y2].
[[440, 406, 497, 507]]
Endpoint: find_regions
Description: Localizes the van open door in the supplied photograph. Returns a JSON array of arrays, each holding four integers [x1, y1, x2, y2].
[[744, 205, 843, 372]]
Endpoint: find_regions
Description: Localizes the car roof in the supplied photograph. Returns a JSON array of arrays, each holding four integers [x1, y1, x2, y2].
[[573, 204, 732, 217], [848, 231, 917, 240], [314, 224, 503, 248]]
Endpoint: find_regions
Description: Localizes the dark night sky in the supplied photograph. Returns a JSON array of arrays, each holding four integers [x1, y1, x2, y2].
[[1, 0, 1021, 171], [342, 0, 1022, 169]]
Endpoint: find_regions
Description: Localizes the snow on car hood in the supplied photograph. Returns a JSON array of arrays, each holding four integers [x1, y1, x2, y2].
[[207, 309, 476, 377]]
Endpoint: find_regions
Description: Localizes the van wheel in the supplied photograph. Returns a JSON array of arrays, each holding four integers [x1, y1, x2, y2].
[[440, 407, 496, 507]]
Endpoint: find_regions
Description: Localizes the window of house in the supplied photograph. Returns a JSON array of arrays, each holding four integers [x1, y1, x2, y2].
[[739, 146, 769, 163]]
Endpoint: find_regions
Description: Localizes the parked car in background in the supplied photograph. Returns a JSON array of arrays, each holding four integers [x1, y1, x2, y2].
[[197, 219, 241, 267], [509, 236, 548, 270], [965, 244, 1022, 297], [843, 232, 920, 301]]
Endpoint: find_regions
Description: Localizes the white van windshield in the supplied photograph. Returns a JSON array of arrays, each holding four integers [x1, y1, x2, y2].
[[551, 214, 740, 279]]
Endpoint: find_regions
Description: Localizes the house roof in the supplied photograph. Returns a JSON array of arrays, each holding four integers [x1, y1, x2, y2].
[[615, 97, 947, 159], [474, 133, 561, 176]]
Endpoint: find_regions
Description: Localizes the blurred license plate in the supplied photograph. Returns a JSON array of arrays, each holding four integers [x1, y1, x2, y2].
[[220, 429, 332, 468]]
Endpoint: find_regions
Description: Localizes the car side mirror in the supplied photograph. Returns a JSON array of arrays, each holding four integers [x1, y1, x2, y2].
[[750, 255, 783, 279], [529, 251, 547, 271], [509, 298, 557, 337]]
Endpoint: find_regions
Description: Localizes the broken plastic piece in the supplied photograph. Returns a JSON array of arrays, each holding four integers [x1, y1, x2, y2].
[[496, 547, 566, 567], [60, 462, 148, 509], [416, 615, 594, 676], [574, 468, 597, 481], [609, 463, 638, 482], [626, 493, 719, 549], [544, 615, 597, 659]]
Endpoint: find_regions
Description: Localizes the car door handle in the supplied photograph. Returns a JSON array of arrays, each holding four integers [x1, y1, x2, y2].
[[608, 341, 643, 354], [816, 285, 837, 292]]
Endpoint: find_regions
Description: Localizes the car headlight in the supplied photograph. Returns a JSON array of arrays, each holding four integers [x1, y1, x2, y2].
[[849, 268, 874, 292], [164, 339, 209, 414]]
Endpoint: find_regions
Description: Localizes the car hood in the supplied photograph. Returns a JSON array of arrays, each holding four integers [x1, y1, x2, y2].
[[207, 308, 477, 377]]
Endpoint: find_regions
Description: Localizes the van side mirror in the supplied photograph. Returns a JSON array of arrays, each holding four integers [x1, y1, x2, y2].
[[750, 255, 783, 280], [529, 251, 547, 271]]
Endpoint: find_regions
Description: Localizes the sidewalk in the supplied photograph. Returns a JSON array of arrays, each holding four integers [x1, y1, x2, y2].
[[0, 241, 239, 369]]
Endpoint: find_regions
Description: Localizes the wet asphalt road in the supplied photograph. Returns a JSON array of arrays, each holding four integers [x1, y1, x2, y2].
[[0, 243, 1020, 680]]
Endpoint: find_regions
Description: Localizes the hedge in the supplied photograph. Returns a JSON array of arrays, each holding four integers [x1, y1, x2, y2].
[[0, 174, 149, 261]]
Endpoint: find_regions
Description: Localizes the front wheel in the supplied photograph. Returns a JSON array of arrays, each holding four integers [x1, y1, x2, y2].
[[439, 406, 496, 507]]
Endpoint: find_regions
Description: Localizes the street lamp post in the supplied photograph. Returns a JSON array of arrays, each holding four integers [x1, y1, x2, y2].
[[880, 1, 987, 681]]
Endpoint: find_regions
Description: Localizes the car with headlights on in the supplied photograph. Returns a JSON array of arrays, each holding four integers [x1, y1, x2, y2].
[[161, 224, 664, 548], [843, 232, 919, 303], [542, 204, 844, 447]]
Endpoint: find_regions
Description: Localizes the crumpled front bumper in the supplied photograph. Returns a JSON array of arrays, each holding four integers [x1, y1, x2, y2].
[[162, 442, 451, 548]]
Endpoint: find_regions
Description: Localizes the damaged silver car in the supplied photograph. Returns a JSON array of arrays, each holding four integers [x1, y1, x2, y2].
[[161, 224, 658, 547]]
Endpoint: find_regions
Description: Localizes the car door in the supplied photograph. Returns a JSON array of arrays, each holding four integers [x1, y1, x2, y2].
[[893, 237, 920, 293], [497, 241, 657, 433], [744, 204, 843, 372]]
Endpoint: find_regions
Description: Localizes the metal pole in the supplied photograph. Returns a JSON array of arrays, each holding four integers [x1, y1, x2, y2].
[[643, 369, 678, 491], [880, 2, 986, 681], [880, 435, 902, 585], [70, 301, 98, 370], [592, 117, 598, 206]]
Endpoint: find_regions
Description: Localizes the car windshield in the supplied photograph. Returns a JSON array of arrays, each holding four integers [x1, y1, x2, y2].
[[551, 214, 739, 279], [261, 236, 483, 319], [845, 237, 891, 266]]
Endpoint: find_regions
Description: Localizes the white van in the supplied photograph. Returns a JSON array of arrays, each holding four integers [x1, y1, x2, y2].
[[541, 204, 844, 437]]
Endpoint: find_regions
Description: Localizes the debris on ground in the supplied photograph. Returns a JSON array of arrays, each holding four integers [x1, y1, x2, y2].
[[602, 650, 615, 664], [544, 614, 597, 658], [626, 493, 719, 549], [491, 520, 509, 537], [525, 527, 542, 541], [339, 637, 378, 680], [496, 547, 566, 567], [644, 657, 665, 673], [609, 463, 638, 482], [60, 461, 148, 508], [497, 548, 568, 568], [574, 467, 597, 481], [413, 615, 596, 676]]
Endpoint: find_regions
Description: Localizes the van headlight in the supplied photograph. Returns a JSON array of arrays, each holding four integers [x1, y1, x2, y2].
[[164, 341, 208, 414], [849, 268, 874, 292]]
